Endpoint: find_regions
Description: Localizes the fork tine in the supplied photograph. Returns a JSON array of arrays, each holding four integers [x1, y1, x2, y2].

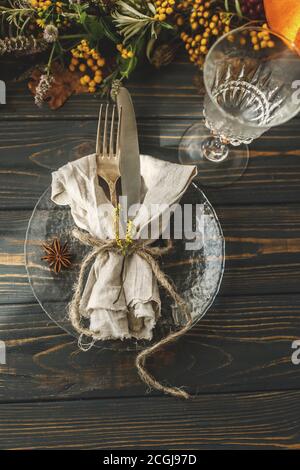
[[96, 103, 103, 155], [109, 105, 116, 157], [96, 103, 121, 158], [116, 105, 122, 155], [102, 103, 109, 156]]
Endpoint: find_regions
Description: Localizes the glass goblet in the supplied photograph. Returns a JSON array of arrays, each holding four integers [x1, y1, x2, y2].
[[179, 26, 300, 187]]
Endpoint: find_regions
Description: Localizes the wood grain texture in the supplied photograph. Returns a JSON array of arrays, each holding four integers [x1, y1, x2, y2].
[[3, 60, 202, 120], [0, 65, 299, 449], [0, 294, 300, 401], [0, 391, 299, 449], [0, 118, 299, 210], [1, 205, 300, 304], [3, 62, 300, 122]]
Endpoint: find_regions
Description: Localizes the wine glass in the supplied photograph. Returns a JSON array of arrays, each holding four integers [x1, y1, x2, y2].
[[179, 25, 300, 187]]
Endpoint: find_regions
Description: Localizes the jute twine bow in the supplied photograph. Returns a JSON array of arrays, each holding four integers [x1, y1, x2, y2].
[[69, 227, 193, 399]]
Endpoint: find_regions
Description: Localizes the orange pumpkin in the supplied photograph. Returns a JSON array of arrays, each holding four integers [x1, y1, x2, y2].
[[264, 0, 300, 48]]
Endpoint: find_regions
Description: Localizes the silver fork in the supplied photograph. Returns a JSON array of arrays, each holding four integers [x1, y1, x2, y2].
[[96, 103, 122, 207]]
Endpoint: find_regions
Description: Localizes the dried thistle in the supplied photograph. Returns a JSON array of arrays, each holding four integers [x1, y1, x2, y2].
[[0, 35, 48, 56], [34, 73, 54, 107], [41, 238, 72, 274], [43, 24, 58, 43], [29, 62, 87, 110]]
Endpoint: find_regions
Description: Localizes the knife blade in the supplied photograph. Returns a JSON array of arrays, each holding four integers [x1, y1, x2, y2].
[[117, 87, 141, 216]]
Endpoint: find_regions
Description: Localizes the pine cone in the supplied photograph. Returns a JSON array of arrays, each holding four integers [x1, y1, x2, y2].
[[0, 35, 48, 56], [150, 44, 178, 69]]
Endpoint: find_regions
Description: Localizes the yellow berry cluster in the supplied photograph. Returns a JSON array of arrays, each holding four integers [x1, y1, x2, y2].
[[179, 0, 231, 67], [31, 0, 68, 28], [31, 0, 50, 26], [30, 0, 51, 10], [227, 24, 275, 50], [154, 0, 176, 22], [114, 204, 135, 256], [250, 24, 275, 50], [30, 0, 63, 12], [116, 44, 134, 59], [70, 40, 105, 93]]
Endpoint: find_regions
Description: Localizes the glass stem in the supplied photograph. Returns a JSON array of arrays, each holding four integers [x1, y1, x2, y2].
[[201, 135, 229, 163]]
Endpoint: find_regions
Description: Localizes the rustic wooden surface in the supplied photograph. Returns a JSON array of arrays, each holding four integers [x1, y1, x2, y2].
[[0, 58, 300, 449]]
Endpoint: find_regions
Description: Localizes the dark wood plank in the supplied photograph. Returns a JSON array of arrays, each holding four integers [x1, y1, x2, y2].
[[0, 119, 300, 209], [1, 55, 299, 451], [0, 294, 300, 401], [218, 204, 300, 297], [0, 391, 299, 449], [2, 60, 202, 120], [3, 63, 300, 122], [1, 205, 300, 304]]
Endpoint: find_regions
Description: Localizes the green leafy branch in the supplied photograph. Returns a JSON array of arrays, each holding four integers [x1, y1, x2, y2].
[[112, 0, 158, 43]]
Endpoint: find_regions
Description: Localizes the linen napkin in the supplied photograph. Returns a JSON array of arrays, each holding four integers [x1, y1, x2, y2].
[[51, 153, 197, 341]]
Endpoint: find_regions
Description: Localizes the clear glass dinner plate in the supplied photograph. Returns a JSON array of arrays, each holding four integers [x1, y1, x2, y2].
[[25, 181, 225, 351]]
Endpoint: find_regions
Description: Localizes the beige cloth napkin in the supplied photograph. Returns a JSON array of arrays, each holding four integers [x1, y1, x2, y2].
[[51, 154, 197, 341]]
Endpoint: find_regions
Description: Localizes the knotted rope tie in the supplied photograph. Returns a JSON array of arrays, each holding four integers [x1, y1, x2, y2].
[[69, 227, 193, 399]]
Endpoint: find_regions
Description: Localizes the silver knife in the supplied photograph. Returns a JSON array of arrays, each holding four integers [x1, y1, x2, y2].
[[117, 87, 141, 216]]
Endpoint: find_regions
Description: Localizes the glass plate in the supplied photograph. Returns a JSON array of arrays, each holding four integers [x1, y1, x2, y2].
[[25, 181, 225, 351]]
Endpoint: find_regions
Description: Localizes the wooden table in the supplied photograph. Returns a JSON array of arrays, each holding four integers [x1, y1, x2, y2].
[[0, 58, 300, 450]]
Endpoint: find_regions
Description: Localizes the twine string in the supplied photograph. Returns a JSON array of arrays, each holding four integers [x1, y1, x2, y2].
[[69, 227, 193, 399]]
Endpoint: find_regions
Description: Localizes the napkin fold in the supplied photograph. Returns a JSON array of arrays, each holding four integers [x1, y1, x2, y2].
[[51, 154, 196, 341]]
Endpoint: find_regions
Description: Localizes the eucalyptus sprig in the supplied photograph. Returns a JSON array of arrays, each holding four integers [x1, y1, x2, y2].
[[112, 0, 158, 43], [0, 5, 33, 32]]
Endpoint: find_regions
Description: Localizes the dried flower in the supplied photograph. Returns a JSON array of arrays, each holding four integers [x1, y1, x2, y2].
[[114, 204, 134, 256], [34, 73, 54, 107], [110, 79, 122, 101], [41, 238, 72, 274], [29, 62, 87, 109], [0, 35, 48, 56], [0, 0, 269, 107], [43, 24, 59, 43]]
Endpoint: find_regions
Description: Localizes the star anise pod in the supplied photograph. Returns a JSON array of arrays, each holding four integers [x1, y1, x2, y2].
[[41, 238, 72, 274]]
